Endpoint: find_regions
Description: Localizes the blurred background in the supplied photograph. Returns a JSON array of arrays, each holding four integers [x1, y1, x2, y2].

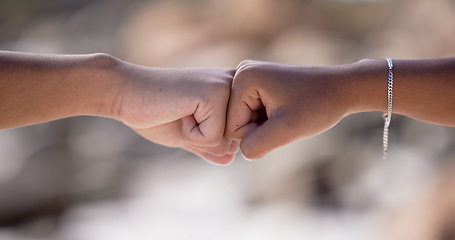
[[1, 0, 455, 239]]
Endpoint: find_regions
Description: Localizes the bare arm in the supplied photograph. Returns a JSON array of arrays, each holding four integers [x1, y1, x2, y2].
[[0, 51, 238, 165], [0, 51, 120, 128], [225, 58, 455, 159], [350, 58, 455, 126]]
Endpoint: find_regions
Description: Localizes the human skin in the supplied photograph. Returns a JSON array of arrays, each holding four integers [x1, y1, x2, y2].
[[0, 51, 238, 165], [225, 58, 455, 159]]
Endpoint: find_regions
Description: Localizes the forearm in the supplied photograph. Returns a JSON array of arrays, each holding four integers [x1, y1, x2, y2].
[[346, 58, 455, 126], [0, 51, 237, 163], [0, 51, 122, 129]]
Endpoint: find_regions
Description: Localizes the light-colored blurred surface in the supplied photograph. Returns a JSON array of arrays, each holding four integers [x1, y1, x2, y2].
[[0, 0, 455, 239]]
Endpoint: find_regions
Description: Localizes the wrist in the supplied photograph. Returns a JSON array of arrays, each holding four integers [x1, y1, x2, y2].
[[78, 53, 125, 119], [344, 58, 388, 114]]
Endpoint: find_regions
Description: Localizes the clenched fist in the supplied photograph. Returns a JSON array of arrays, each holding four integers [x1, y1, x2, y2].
[[225, 60, 357, 159], [113, 64, 239, 165]]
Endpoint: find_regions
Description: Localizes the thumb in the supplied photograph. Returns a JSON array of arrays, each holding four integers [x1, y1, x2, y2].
[[240, 111, 297, 159]]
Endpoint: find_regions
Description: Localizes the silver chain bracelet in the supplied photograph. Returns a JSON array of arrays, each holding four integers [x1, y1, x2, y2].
[[383, 58, 394, 159]]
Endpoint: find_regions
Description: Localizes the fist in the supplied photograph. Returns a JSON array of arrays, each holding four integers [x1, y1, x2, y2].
[[114, 65, 239, 165], [226, 60, 351, 159]]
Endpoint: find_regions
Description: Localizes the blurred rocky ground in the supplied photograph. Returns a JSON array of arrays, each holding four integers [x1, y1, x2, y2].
[[0, 0, 454, 239]]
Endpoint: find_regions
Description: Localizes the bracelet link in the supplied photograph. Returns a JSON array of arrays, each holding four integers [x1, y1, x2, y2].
[[383, 58, 394, 159]]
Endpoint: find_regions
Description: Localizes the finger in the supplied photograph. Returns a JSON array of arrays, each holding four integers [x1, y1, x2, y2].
[[187, 137, 232, 157], [181, 113, 225, 147], [225, 86, 262, 141], [130, 121, 184, 147], [240, 111, 297, 160], [236, 107, 268, 136], [227, 140, 240, 154], [181, 114, 206, 143], [204, 153, 235, 166], [185, 145, 235, 166], [181, 79, 230, 147], [229, 121, 259, 141]]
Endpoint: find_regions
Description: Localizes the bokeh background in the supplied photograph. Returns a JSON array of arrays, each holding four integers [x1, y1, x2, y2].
[[1, 0, 455, 239]]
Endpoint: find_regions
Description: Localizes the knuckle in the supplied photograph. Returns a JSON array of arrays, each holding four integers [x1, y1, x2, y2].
[[237, 59, 255, 69], [208, 79, 231, 97], [88, 53, 120, 68], [228, 141, 240, 154], [224, 129, 236, 140], [217, 79, 232, 92], [233, 68, 256, 90], [204, 133, 223, 147], [191, 139, 230, 157], [236, 60, 259, 75], [224, 126, 243, 141], [234, 61, 268, 87], [210, 144, 230, 157], [236, 63, 257, 77]]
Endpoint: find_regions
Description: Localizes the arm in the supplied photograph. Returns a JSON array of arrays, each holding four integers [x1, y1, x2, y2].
[[0, 51, 120, 128], [225, 58, 455, 159], [349, 58, 455, 125], [0, 51, 238, 165]]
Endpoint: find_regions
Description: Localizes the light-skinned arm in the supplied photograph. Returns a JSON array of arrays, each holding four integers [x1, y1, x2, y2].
[[225, 58, 455, 159], [0, 51, 238, 165]]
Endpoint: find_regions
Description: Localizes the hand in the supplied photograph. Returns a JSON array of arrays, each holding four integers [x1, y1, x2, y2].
[[113, 64, 239, 165], [2, 51, 452, 163], [225, 60, 353, 159]]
